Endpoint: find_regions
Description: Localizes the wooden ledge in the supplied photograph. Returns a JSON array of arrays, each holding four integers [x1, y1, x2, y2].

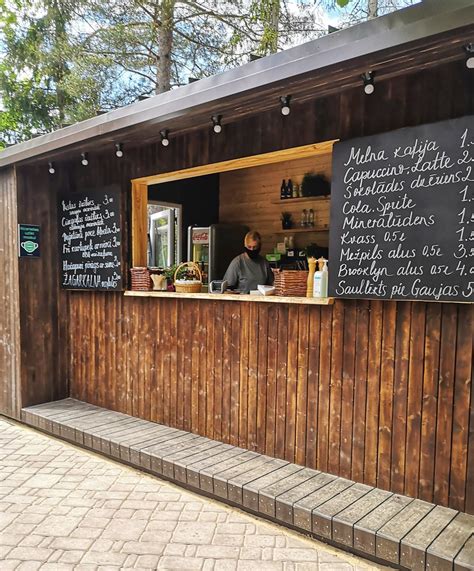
[[124, 290, 334, 305]]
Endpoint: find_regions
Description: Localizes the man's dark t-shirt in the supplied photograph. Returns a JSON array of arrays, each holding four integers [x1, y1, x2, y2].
[[223, 253, 274, 294]]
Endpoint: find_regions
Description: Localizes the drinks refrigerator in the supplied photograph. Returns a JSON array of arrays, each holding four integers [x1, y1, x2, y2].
[[188, 224, 249, 287]]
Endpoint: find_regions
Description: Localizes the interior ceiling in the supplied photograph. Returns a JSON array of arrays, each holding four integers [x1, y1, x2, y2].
[[20, 24, 474, 168]]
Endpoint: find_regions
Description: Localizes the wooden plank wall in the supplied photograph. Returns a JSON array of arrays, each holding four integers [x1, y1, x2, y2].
[[219, 154, 332, 254], [68, 294, 474, 514], [0, 167, 21, 419], [15, 167, 70, 407]]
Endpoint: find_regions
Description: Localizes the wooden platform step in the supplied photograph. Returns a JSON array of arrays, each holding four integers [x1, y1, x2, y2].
[[21, 399, 474, 571]]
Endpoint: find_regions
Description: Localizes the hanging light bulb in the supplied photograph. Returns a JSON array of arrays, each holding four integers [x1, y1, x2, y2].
[[464, 44, 474, 69], [212, 115, 222, 134], [160, 130, 170, 146], [81, 152, 89, 166], [362, 71, 375, 95], [48, 162, 55, 174], [280, 95, 291, 116], [115, 143, 123, 158]]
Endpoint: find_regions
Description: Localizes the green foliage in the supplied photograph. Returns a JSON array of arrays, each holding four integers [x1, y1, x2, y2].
[[0, 0, 419, 147]]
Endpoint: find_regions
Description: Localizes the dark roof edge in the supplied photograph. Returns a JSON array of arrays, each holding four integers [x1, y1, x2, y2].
[[1, 0, 473, 169]]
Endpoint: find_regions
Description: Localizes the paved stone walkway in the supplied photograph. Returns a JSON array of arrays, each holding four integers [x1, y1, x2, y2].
[[0, 418, 386, 570]]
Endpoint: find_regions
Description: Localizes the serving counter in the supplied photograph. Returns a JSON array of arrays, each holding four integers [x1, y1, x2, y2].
[[124, 290, 334, 305]]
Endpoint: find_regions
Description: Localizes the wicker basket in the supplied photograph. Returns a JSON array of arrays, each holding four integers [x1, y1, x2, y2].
[[272, 269, 309, 297], [174, 261, 203, 293], [130, 267, 152, 291]]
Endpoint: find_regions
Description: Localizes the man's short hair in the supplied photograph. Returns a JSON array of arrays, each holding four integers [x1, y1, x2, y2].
[[245, 231, 261, 244]]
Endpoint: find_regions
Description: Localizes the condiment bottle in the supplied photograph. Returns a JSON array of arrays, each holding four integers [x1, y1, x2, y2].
[[313, 257, 328, 298], [307, 257, 316, 297]]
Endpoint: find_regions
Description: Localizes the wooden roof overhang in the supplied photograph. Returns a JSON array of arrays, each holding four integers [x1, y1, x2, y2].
[[0, 0, 473, 169]]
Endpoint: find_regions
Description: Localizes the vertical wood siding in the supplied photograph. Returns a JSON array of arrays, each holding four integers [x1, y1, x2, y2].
[[68, 294, 473, 514], [0, 168, 21, 418]]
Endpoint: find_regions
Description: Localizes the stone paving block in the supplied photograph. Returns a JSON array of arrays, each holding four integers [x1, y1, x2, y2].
[[197, 545, 241, 559], [158, 556, 204, 569], [7, 546, 54, 561], [237, 562, 283, 570], [454, 534, 474, 571], [102, 518, 148, 541], [136, 554, 161, 568], [172, 521, 217, 544]]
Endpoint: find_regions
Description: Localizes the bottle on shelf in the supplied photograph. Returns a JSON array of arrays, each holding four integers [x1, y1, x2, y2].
[[280, 179, 287, 200], [301, 209, 307, 227], [288, 179, 296, 198], [308, 209, 314, 227]]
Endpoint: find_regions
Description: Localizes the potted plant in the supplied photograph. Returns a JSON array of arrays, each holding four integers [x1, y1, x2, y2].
[[281, 211, 293, 229], [301, 172, 331, 197]]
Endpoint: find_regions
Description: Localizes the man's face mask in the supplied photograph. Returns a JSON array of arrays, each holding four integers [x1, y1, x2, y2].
[[245, 246, 261, 259]]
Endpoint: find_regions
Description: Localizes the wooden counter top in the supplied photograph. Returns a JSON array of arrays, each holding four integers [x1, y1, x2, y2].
[[124, 290, 334, 305]]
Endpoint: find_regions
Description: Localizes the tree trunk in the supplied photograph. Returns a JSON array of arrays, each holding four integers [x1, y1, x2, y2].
[[156, 0, 175, 94], [50, 0, 68, 125], [368, 0, 378, 19], [268, 0, 280, 53]]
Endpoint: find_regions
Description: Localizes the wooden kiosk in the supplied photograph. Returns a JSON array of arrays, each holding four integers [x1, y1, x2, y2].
[[0, 1, 473, 565]]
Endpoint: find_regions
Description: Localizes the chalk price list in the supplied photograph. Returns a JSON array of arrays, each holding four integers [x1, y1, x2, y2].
[[59, 190, 122, 290], [330, 118, 474, 302]]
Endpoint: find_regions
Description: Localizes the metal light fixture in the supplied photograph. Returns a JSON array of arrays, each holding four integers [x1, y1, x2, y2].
[[48, 162, 55, 175], [362, 71, 375, 95], [115, 143, 123, 158], [81, 152, 89, 166], [212, 115, 222, 134], [280, 95, 291, 116], [160, 130, 170, 147], [464, 44, 474, 69]]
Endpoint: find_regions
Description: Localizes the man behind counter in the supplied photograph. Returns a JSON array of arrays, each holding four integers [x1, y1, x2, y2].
[[223, 230, 274, 294]]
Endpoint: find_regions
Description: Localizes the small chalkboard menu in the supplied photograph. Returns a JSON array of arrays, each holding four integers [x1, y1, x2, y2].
[[58, 186, 123, 290], [329, 115, 474, 303]]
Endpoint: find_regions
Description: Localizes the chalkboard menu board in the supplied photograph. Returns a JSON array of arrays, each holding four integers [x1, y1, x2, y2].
[[329, 115, 474, 303], [58, 186, 123, 290]]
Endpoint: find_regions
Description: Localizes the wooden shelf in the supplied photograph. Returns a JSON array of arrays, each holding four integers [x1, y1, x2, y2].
[[271, 196, 330, 205], [125, 290, 334, 305], [275, 226, 329, 233]]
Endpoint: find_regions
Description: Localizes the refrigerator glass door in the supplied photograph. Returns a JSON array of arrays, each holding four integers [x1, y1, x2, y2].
[[188, 227, 209, 284], [148, 202, 182, 267]]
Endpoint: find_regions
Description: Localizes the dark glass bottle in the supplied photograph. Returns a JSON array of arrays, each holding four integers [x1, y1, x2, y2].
[[287, 179, 294, 199], [280, 179, 287, 200]]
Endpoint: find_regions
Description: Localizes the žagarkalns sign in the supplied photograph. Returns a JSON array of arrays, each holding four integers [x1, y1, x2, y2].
[[18, 224, 40, 258], [58, 186, 123, 290]]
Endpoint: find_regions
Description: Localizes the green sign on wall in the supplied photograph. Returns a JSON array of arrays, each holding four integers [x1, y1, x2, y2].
[[18, 224, 40, 258]]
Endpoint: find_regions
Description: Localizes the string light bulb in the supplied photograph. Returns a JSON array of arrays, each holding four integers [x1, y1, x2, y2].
[[280, 95, 291, 116], [81, 152, 89, 166], [115, 143, 123, 158], [464, 44, 474, 69], [362, 71, 375, 95], [48, 162, 55, 174], [212, 115, 222, 134], [160, 130, 170, 147]]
